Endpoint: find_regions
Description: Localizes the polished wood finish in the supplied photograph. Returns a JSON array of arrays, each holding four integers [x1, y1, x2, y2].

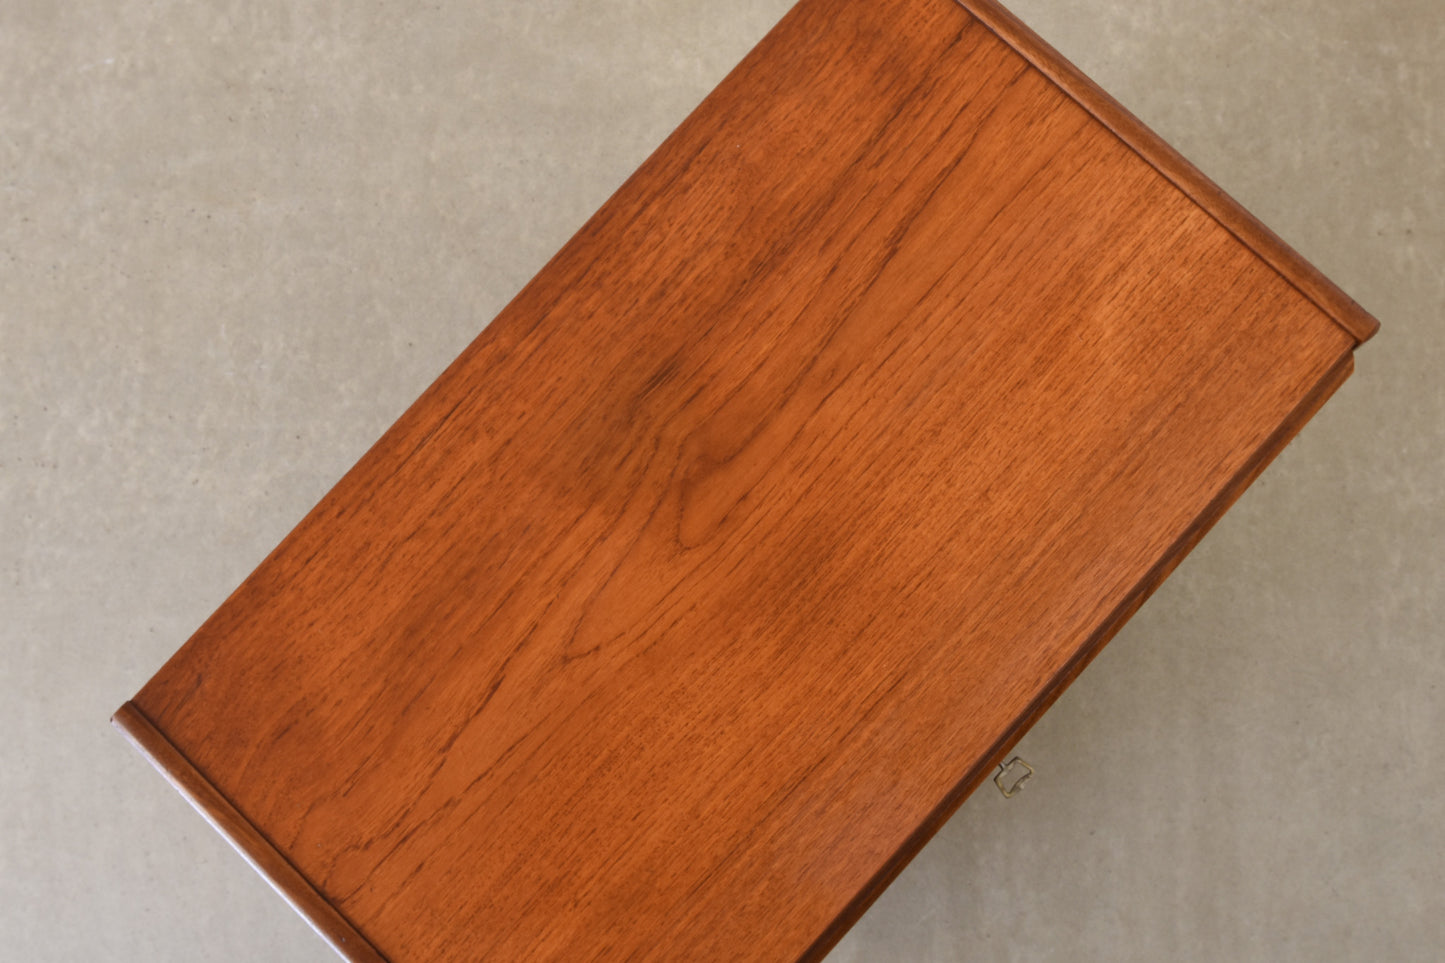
[[118, 0, 1378, 960]]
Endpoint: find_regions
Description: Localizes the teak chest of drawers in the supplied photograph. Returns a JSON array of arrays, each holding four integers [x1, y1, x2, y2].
[[115, 0, 1379, 959]]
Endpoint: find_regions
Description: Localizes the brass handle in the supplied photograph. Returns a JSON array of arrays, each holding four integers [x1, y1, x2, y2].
[[993, 756, 1033, 798]]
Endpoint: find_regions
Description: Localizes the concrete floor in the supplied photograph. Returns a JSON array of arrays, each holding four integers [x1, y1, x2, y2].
[[2, 0, 1440, 960]]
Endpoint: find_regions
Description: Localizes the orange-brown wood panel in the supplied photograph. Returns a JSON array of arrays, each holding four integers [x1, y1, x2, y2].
[[122, 0, 1376, 960]]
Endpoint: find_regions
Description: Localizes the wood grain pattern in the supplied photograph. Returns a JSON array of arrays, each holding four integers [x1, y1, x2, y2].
[[120, 0, 1378, 960]]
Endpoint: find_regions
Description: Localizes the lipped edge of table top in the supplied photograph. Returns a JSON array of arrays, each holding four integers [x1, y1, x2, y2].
[[954, 0, 1379, 347]]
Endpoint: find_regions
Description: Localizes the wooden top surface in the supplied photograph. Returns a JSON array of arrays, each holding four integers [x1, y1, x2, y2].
[[125, 0, 1376, 959]]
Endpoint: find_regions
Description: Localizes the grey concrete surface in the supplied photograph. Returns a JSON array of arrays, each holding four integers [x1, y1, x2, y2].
[[1, 1, 1439, 960]]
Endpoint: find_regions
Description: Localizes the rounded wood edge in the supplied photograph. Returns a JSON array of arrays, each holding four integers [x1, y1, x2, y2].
[[112, 702, 389, 963], [947, 0, 1381, 346]]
